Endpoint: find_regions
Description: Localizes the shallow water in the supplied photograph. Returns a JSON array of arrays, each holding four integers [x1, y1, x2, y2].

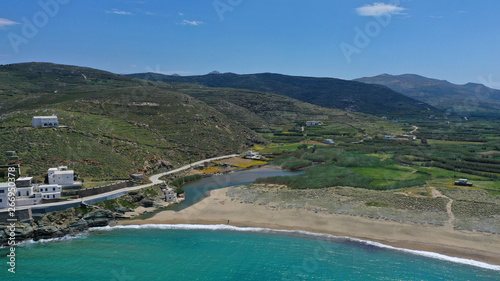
[[171, 167, 304, 211]]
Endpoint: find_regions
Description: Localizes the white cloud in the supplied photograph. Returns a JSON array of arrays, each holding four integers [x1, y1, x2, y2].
[[356, 2, 406, 16], [178, 12, 184, 16], [106, 9, 134, 15], [181, 19, 204, 26], [0, 18, 20, 28]]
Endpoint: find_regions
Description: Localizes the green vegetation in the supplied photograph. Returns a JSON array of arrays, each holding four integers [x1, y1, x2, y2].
[[256, 132, 500, 194], [281, 158, 311, 171], [173, 85, 405, 144], [366, 202, 389, 207], [130, 72, 440, 116], [0, 62, 498, 201], [172, 174, 203, 187], [93, 185, 163, 210], [175, 186, 185, 195], [258, 150, 425, 190], [0, 63, 264, 180], [73, 206, 94, 215]]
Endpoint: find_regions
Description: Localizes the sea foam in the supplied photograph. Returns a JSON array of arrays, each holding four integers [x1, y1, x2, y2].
[[91, 224, 500, 271]]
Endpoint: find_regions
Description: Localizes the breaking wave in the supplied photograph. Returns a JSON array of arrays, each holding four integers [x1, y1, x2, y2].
[[91, 224, 500, 271]]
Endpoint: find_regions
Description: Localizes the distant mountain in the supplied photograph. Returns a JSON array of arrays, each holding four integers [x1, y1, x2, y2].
[[355, 74, 500, 113], [128, 72, 439, 116]]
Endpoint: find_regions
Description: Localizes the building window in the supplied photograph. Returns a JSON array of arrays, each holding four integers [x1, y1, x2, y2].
[[17, 192, 20, 196], [0, 198, 2, 202], [53, 195, 56, 198], [26, 191, 29, 196], [0, 190, 4, 193], [53, 187, 55, 191]]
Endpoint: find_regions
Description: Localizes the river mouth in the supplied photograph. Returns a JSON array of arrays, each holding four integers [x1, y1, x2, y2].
[[135, 166, 304, 219]]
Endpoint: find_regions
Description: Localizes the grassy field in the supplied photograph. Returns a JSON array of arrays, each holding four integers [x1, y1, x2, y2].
[[256, 137, 500, 196]]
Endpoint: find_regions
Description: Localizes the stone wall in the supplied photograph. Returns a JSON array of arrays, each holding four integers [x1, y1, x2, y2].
[[0, 209, 31, 223]]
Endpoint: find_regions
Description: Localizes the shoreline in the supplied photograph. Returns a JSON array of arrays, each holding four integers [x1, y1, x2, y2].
[[120, 187, 500, 267]]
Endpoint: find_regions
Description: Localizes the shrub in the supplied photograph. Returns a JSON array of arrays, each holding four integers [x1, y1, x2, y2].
[[282, 158, 311, 171], [172, 174, 203, 187]]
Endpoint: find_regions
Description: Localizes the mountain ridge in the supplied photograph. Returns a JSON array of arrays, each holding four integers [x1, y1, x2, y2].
[[355, 73, 500, 113], [128, 72, 440, 116]]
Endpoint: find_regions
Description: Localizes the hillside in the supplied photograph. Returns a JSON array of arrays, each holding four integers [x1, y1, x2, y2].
[[0, 63, 263, 180], [0, 63, 402, 181], [128, 72, 439, 117], [355, 74, 500, 113], [175, 85, 388, 133]]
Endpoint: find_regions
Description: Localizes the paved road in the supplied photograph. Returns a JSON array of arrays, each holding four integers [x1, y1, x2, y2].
[[2, 154, 240, 213]]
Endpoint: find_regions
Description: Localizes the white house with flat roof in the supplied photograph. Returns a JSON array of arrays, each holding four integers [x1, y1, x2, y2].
[[306, 121, 323, 126], [0, 180, 42, 207], [48, 166, 81, 188], [33, 115, 59, 128], [38, 184, 62, 199], [15, 176, 33, 188], [0, 181, 63, 209]]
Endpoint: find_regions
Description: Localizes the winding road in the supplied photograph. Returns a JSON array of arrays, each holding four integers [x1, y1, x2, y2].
[[2, 154, 240, 213]]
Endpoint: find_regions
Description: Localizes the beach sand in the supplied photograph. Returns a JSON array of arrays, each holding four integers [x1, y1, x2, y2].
[[119, 187, 500, 266]]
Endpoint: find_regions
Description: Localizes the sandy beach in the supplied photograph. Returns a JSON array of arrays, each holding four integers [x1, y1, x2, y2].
[[119, 187, 500, 266]]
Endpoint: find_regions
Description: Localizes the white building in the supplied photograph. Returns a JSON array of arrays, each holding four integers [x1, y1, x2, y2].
[[245, 151, 262, 160], [164, 187, 177, 203], [38, 184, 62, 199], [0, 183, 11, 209], [15, 176, 33, 188], [13, 177, 44, 206], [16, 185, 34, 197], [306, 121, 324, 126], [1, 179, 43, 208], [323, 139, 337, 145], [32, 115, 59, 128], [0, 181, 63, 209], [48, 166, 81, 188], [246, 151, 259, 157]]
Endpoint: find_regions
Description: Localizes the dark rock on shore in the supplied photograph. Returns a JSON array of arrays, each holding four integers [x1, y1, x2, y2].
[[34, 226, 60, 240], [0, 208, 118, 246]]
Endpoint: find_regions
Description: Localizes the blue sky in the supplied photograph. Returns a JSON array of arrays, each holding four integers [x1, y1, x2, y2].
[[0, 0, 499, 87]]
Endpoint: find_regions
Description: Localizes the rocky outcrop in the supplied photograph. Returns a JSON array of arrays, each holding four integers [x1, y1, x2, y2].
[[0, 208, 117, 245], [0, 184, 172, 246], [83, 210, 115, 227], [34, 226, 61, 240]]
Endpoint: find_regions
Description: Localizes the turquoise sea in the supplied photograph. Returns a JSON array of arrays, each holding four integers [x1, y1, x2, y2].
[[1, 224, 500, 281], [3, 168, 500, 280]]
